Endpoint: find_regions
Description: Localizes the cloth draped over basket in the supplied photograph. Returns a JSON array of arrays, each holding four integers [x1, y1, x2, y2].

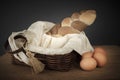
[[8, 21, 94, 66]]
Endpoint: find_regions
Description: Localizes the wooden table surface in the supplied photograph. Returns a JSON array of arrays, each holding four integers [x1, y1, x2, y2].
[[0, 45, 120, 80]]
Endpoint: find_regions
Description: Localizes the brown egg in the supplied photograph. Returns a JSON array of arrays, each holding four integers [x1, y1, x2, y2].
[[82, 52, 93, 58], [80, 58, 97, 71], [93, 51, 107, 67], [94, 47, 107, 56]]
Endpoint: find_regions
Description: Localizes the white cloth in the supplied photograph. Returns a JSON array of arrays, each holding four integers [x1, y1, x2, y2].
[[8, 21, 94, 65]]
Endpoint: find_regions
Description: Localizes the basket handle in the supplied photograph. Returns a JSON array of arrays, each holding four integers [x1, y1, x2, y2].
[[4, 35, 27, 54]]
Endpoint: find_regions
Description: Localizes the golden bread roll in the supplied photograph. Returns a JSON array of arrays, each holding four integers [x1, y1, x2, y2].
[[71, 12, 80, 21], [79, 10, 96, 25], [79, 10, 87, 15], [71, 21, 87, 31], [61, 17, 72, 27], [58, 27, 80, 36], [47, 23, 61, 35]]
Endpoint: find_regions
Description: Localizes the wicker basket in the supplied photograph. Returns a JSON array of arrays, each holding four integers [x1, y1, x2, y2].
[[35, 53, 73, 71], [11, 51, 81, 71]]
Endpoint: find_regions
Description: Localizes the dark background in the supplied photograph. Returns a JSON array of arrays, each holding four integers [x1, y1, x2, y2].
[[0, 0, 119, 55]]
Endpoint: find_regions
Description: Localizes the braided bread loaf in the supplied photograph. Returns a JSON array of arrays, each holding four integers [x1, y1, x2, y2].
[[47, 10, 96, 36]]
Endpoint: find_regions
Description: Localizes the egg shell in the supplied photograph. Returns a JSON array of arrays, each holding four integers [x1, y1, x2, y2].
[[93, 51, 107, 67], [82, 52, 93, 58], [94, 47, 107, 56], [80, 57, 97, 71]]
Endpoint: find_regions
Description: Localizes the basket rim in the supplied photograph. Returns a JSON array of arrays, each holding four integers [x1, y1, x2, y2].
[[26, 45, 74, 55]]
